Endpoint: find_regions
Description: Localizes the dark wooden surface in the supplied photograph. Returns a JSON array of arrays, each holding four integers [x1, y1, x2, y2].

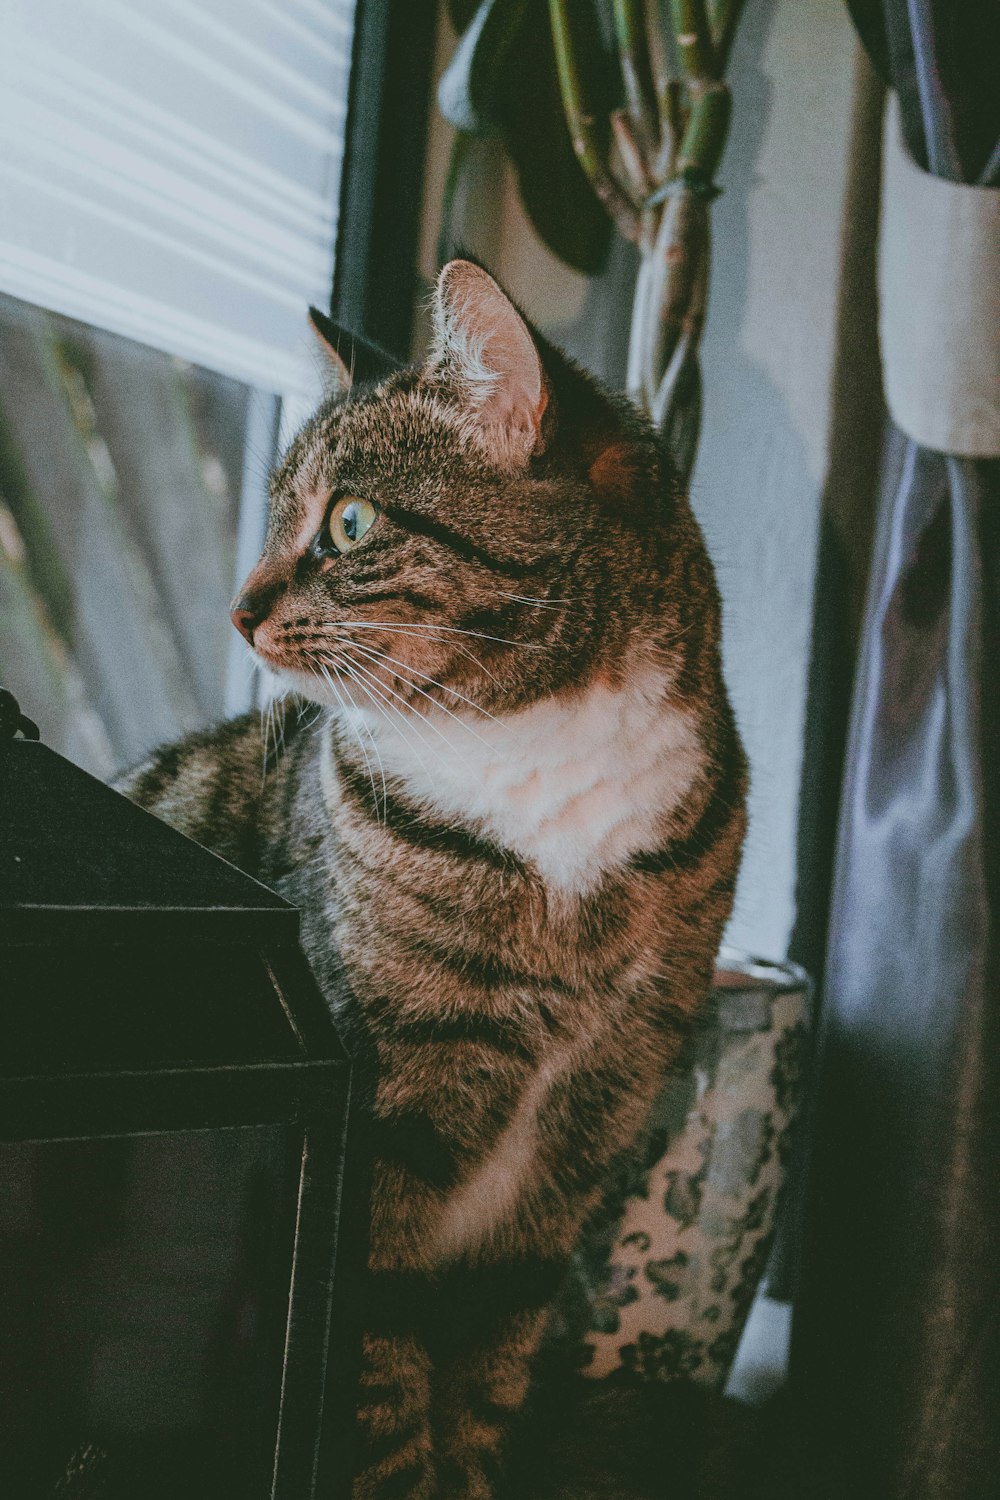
[[0, 740, 291, 939]]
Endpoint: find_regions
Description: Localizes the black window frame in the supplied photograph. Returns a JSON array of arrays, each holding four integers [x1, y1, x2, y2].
[[331, 0, 439, 361]]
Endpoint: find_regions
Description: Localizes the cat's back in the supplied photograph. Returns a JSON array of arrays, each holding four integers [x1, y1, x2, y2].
[[114, 703, 313, 881]]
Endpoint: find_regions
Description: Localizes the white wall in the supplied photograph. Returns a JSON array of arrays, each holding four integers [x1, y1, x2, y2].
[[419, 0, 862, 962], [689, 0, 859, 959]]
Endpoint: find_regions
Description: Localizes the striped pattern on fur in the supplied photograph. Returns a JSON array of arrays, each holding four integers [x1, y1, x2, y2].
[[118, 263, 746, 1500]]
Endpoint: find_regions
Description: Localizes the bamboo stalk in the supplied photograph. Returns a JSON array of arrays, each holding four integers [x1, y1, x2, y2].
[[645, 0, 673, 105], [611, 109, 653, 201], [548, 0, 641, 244], [669, 0, 717, 81], [659, 347, 703, 481], [641, 189, 707, 404], [652, 222, 709, 429], [611, 0, 658, 153], [676, 82, 731, 180], [709, 0, 746, 73], [659, 78, 689, 180], [626, 253, 655, 411]]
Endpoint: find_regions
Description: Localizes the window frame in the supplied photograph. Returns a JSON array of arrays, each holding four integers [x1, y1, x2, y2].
[[330, 0, 439, 359]]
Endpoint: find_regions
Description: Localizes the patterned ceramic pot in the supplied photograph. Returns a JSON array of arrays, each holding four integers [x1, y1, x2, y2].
[[551, 951, 810, 1390]]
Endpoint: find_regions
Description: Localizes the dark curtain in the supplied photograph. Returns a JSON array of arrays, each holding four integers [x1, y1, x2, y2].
[[791, 5, 1000, 1498]]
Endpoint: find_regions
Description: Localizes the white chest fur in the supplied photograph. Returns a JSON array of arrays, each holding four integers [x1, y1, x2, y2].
[[336, 667, 705, 891]]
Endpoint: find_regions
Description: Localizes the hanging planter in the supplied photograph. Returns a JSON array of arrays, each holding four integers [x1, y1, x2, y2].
[[439, 0, 747, 482]]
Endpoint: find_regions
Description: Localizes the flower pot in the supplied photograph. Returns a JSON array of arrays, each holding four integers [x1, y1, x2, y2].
[[554, 951, 810, 1389]]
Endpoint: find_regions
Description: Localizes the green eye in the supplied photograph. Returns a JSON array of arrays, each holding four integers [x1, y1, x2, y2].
[[328, 496, 377, 553]]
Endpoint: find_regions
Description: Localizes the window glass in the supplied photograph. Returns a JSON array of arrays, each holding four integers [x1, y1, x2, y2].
[[0, 290, 276, 775]]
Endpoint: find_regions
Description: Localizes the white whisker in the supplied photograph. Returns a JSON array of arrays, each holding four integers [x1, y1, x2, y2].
[[355, 639, 503, 726], [273, 688, 289, 758], [259, 691, 283, 786], [338, 675, 389, 822], [259, 703, 269, 783], [325, 660, 389, 817], [331, 657, 396, 738], [333, 655, 455, 779], [343, 656, 474, 771], [350, 651, 493, 752], [316, 657, 385, 820], [342, 670, 438, 780], [353, 699, 388, 816], [332, 618, 548, 651], [295, 697, 325, 730], [497, 591, 576, 610], [310, 622, 504, 685], [325, 663, 383, 816]]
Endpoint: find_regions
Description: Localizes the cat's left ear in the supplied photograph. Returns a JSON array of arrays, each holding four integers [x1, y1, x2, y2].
[[308, 307, 401, 393], [428, 260, 549, 468]]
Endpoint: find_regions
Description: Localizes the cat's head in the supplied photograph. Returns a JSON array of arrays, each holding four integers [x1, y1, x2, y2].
[[232, 260, 692, 717]]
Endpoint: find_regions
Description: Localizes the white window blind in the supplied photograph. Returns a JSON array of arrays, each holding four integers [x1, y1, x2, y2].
[[0, 0, 357, 396]]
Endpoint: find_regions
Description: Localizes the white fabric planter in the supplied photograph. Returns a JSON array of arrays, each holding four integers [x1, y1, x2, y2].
[[879, 93, 1000, 458], [552, 952, 810, 1390]]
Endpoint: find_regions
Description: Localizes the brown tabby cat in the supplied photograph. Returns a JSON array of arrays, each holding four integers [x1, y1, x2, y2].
[[119, 261, 746, 1499]]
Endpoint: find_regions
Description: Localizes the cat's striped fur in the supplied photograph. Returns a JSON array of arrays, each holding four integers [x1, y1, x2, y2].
[[118, 264, 747, 1500]]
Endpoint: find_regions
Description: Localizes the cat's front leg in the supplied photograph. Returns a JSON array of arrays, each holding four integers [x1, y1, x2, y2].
[[351, 1155, 443, 1500], [353, 1330, 435, 1500], [351, 1176, 561, 1500], [433, 1302, 551, 1500], [353, 1294, 548, 1500], [425, 998, 695, 1497]]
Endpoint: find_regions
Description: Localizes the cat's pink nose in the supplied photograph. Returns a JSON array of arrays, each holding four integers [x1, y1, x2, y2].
[[231, 600, 263, 645]]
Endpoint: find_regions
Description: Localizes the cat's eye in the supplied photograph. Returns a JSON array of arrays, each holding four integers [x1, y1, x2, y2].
[[326, 495, 378, 554]]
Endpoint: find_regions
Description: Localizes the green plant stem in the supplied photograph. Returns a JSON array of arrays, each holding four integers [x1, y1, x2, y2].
[[677, 83, 731, 180], [708, 0, 746, 73], [611, 109, 652, 199], [543, 0, 745, 481], [643, 189, 706, 399], [645, 0, 673, 100], [627, 252, 655, 410], [658, 78, 688, 180], [548, 0, 641, 243], [670, 0, 717, 81], [612, 0, 658, 150]]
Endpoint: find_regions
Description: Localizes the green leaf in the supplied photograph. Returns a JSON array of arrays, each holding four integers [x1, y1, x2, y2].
[[496, 0, 614, 274], [438, 0, 615, 273], [446, 0, 481, 31], [438, 0, 530, 136]]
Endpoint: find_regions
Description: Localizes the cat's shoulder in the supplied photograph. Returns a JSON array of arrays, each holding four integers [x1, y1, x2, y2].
[[112, 701, 310, 874]]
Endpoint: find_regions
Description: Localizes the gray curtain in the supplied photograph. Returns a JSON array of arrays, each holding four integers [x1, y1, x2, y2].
[[790, 4, 1000, 1497]]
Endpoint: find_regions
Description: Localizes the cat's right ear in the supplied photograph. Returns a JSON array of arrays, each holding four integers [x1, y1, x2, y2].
[[308, 307, 402, 394], [427, 260, 549, 470]]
